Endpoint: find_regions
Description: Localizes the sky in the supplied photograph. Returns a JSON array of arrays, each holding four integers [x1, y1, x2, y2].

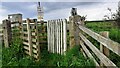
[[0, 0, 119, 23]]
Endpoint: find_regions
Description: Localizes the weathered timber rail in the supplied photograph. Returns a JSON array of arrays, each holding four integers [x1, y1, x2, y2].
[[69, 15, 120, 67]]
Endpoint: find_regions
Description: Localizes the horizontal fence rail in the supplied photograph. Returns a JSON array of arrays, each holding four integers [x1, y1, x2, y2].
[[0, 29, 3, 37], [74, 22, 120, 67], [69, 15, 120, 67], [77, 24, 120, 56], [79, 32, 117, 67]]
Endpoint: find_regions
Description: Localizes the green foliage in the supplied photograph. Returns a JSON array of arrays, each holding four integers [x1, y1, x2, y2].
[[37, 45, 95, 67], [86, 22, 120, 43], [60, 46, 95, 67], [2, 25, 95, 67], [2, 27, 35, 67]]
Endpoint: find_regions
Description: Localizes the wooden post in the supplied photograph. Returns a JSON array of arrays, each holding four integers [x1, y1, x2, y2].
[[51, 21, 53, 53], [53, 20, 55, 53], [26, 18, 32, 56], [51, 20, 54, 53], [56, 20, 59, 53], [69, 15, 81, 48], [49, 20, 51, 52], [100, 31, 110, 67], [58, 20, 60, 54], [35, 19, 40, 61], [2, 20, 12, 48], [63, 19, 67, 55], [74, 15, 81, 46], [69, 16, 75, 48], [18, 15, 22, 40], [50, 20, 53, 53], [54, 20, 57, 53], [60, 19, 63, 55], [47, 21, 50, 52]]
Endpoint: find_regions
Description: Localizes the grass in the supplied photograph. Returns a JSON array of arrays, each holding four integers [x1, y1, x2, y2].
[[2, 26, 95, 67], [37, 45, 95, 67], [85, 22, 120, 43], [2, 43, 95, 67]]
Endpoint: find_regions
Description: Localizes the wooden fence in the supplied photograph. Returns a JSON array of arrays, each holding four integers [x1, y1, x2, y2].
[[1, 18, 47, 61], [1, 19, 21, 47], [1, 13, 120, 67], [2, 20, 12, 47], [69, 15, 120, 67], [0, 26, 3, 46], [47, 19, 67, 55], [22, 18, 47, 60]]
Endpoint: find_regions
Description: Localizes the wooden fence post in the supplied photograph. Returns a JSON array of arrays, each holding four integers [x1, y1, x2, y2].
[[56, 20, 59, 53], [2, 20, 12, 48], [100, 31, 110, 67], [26, 18, 32, 56], [58, 20, 61, 54], [69, 16, 75, 48], [34, 19, 40, 61], [53, 20, 55, 53], [74, 15, 81, 46], [47, 21, 50, 52], [69, 15, 81, 48], [60, 19, 63, 55], [50, 20, 52, 53], [63, 19, 67, 55]]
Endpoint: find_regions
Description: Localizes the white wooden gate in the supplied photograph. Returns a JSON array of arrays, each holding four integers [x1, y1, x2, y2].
[[47, 19, 67, 55]]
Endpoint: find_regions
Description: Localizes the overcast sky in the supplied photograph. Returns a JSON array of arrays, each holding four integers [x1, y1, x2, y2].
[[0, 0, 119, 23]]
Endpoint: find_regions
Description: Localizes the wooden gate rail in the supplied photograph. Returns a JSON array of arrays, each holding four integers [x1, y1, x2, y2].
[[22, 19, 40, 60]]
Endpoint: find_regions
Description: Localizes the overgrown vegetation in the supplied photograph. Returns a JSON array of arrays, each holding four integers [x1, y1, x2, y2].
[[2, 27, 35, 67], [2, 26, 95, 67], [38, 45, 95, 67], [2, 42, 95, 67]]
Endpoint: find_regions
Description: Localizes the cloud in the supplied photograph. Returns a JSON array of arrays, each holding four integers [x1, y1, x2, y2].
[[1, 2, 37, 20], [0, 4, 8, 23], [43, 2, 118, 21], [0, 2, 118, 24], [76, 2, 118, 21], [1, 0, 120, 2], [42, 2, 99, 13], [44, 8, 70, 20]]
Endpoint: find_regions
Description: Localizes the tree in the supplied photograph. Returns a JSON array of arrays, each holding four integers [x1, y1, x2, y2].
[[116, 1, 120, 28], [104, 8, 116, 20]]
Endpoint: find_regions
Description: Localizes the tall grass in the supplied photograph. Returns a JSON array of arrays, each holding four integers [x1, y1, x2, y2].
[[2, 26, 95, 67], [86, 22, 120, 43], [37, 45, 95, 67]]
